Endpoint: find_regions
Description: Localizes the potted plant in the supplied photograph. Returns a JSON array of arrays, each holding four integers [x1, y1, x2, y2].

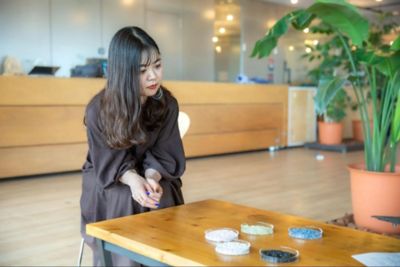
[[302, 25, 355, 144], [251, 0, 400, 233], [314, 77, 348, 145], [350, 14, 398, 142]]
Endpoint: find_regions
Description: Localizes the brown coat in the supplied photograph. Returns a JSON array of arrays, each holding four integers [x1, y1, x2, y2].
[[80, 89, 185, 234]]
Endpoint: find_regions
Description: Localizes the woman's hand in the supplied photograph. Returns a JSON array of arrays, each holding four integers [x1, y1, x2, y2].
[[145, 168, 163, 203], [120, 170, 159, 209], [146, 178, 163, 203]]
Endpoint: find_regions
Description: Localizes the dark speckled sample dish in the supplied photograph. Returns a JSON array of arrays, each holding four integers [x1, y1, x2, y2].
[[259, 246, 299, 263]]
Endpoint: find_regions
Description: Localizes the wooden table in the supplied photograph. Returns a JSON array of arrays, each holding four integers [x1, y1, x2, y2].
[[86, 199, 400, 266]]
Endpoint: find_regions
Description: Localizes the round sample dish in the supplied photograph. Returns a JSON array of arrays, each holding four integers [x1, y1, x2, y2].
[[204, 228, 239, 243], [241, 222, 274, 235], [259, 246, 299, 263], [215, 239, 251, 256], [288, 226, 323, 240]]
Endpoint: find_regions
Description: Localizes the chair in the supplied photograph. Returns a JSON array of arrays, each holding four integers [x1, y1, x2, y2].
[[77, 238, 85, 267], [77, 111, 190, 266], [178, 111, 190, 138]]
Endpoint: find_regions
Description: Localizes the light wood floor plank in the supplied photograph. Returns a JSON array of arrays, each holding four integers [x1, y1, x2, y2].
[[0, 148, 366, 266]]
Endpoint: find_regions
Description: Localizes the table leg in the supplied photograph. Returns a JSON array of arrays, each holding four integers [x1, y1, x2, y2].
[[96, 238, 113, 267], [103, 242, 169, 267]]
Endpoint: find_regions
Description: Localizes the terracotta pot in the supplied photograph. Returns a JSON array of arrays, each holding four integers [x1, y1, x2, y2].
[[348, 163, 400, 234], [318, 121, 343, 145], [352, 120, 373, 142]]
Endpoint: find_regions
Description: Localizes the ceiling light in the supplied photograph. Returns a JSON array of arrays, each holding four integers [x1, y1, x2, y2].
[[288, 46, 294, 51], [219, 27, 226, 34], [390, 41, 394, 45], [266, 19, 276, 29], [122, 0, 134, 6], [203, 9, 215, 20], [212, 36, 219, 43], [313, 40, 319, 45], [291, 0, 298, 4], [226, 14, 234, 21], [305, 47, 312, 53], [215, 46, 222, 53], [303, 28, 309, 33], [304, 39, 312, 45], [375, 0, 382, 2]]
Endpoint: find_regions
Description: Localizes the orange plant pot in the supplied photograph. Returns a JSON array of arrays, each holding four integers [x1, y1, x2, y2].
[[348, 164, 400, 234], [318, 121, 343, 145]]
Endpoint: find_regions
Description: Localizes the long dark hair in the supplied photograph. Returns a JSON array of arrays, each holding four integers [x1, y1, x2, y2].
[[100, 26, 168, 149]]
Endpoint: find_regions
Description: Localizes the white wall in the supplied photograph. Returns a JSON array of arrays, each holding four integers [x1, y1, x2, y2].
[[0, 0, 51, 73], [240, 0, 294, 84], [181, 0, 214, 81], [101, 0, 146, 56], [51, 0, 102, 76], [0, 0, 324, 83], [0, 0, 214, 80]]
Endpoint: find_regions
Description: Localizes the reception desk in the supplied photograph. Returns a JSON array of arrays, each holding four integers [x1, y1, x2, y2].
[[0, 76, 288, 178]]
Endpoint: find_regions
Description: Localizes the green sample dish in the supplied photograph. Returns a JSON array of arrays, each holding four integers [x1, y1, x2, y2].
[[241, 222, 274, 235]]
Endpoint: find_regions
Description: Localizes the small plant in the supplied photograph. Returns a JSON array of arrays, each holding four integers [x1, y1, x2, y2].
[[301, 23, 352, 124], [313, 76, 348, 122]]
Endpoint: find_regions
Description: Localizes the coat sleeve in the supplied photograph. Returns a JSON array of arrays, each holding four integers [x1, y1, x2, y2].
[[85, 102, 136, 189], [143, 98, 186, 180]]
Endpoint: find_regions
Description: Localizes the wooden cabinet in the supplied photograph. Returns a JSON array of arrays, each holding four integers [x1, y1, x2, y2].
[[287, 86, 317, 146], [0, 76, 104, 178], [0, 77, 288, 178]]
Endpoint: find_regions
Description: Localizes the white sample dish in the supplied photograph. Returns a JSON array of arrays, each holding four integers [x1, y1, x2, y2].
[[204, 228, 239, 243], [215, 240, 251, 256]]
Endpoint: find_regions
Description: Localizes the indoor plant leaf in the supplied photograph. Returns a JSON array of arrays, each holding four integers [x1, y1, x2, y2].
[[390, 35, 400, 51], [307, 1, 369, 46], [390, 72, 400, 144], [353, 49, 384, 66], [290, 9, 315, 30], [314, 76, 346, 116], [251, 15, 290, 58], [375, 51, 400, 77]]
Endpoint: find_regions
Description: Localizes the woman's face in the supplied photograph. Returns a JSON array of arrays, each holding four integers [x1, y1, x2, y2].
[[139, 51, 163, 101]]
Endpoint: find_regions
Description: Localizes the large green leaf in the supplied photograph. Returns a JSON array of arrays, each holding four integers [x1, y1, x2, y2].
[[250, 36, 278, 59], [316, 0, 359, 12], [391, 35, 400, 51], [310, 22, 334, 35], [314, 76, 346, 115], [290, 9, 315, 30], [376, 51, 400, 77], [250, 14, 290, 58], [307, 1, 369, 46], [353, 49, 384, 66], [391, 72, 400, 144]]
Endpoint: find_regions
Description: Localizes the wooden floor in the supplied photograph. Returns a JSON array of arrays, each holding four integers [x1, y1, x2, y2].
[[0, 147, 366, 266]]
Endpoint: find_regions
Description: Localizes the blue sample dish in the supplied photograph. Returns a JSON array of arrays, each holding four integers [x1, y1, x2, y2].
[[288, 226, 323, 240]]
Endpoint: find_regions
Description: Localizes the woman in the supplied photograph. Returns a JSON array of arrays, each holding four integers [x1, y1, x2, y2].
[[80, 26, 185, 266]]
